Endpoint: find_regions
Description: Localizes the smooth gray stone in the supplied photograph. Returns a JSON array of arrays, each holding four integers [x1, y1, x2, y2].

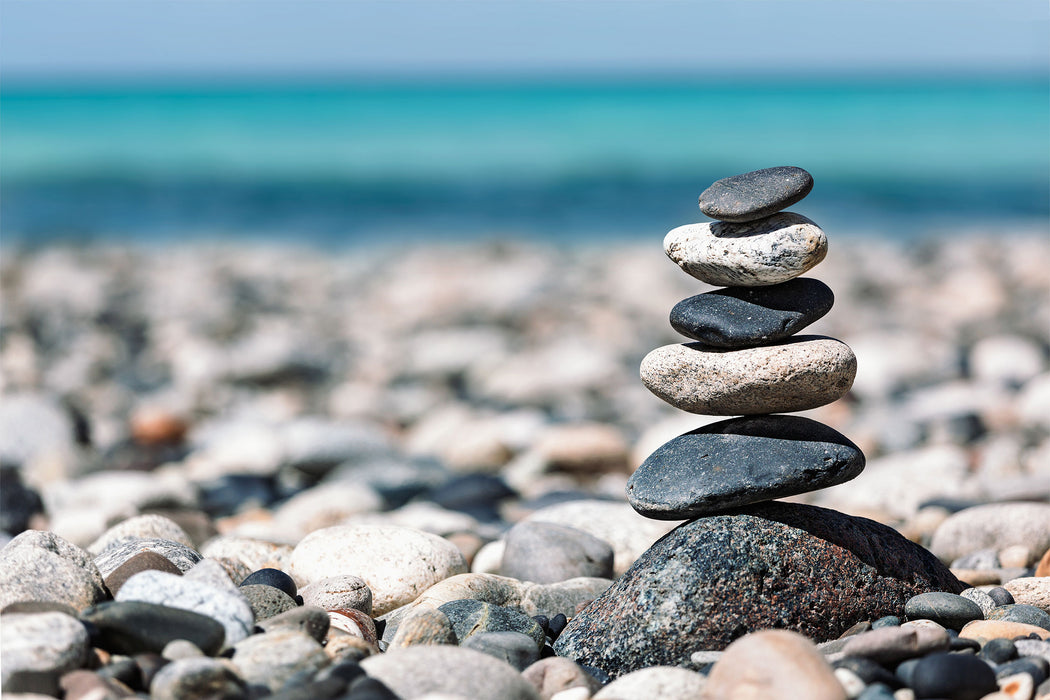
[[461, 631, 542, 671], [910, 652, 997, 700], [698, 166, 814, 222], [361, 645, 542, 700], [437, 600, 546, 650], [231, 630, 329, 695], [150, 657, 247, 700], [905, 592, 984, 630], [500, 521, 614, 584], [93, 537, 203, 578], [987, 604, 1050, 630], [0, 531, 108, 612], [670, 278, 833, 348], [1015, 639, 1050, 665], [627, 415, 865, 520], [1, 611, 91, 696], [239, 584, 298, 621], [258, 606, 330, 644], [81, 600, 226, 656]]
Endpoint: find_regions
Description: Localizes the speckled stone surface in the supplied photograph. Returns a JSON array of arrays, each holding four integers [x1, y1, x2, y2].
[[553, 502, 964, 679], [627, 416, 865, 520], [664, 212, 827, 287], [670, 278, 834, 348], [698, 167, 815, 223], [640, 336, 856, 415]]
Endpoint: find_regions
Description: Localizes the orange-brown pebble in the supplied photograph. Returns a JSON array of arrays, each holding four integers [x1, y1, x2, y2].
[[1036, 548, 1050, 577], [959, 619, 1050, 643], [130, 407, 188, 446]]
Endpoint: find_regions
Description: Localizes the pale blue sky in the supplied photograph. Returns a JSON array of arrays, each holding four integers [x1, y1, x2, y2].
[[1, 0, 1047, 80]]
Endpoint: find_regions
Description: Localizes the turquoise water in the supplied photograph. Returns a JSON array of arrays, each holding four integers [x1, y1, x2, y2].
[[2, 76, 1047, 245]]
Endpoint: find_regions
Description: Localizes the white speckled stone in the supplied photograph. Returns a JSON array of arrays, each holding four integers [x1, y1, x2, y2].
[[1, 612, 91, 694], [231, 629, 329, 694], [0, 532, 108, 612], [116, 569, 255, 645], [664, 212, 827, 287], [594, 665, 707, 699], [361, 645, 541, 700], [640, 336, 856, 415], [288, 524, 468, 616]]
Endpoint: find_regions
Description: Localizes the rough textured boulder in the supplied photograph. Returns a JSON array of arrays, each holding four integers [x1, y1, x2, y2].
[[553, 502, 963, 678]]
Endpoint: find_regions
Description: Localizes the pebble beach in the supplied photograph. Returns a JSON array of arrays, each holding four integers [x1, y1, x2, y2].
[[2, 220, 1050, 698]]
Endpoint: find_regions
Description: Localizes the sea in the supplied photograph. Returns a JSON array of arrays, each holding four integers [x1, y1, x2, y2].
[[2, 74, 1048, 249]]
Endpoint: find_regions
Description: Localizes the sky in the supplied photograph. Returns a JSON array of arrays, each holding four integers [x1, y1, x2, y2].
[[1, 0, 1048, 81]]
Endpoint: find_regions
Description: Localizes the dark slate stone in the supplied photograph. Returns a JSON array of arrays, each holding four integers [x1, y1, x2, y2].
[[548, 613, 568, 641], [426, 474, 516, 522], [0, 465, 44, 535], [437, 599, 546, 650], [500, 521, 614, 584], [698, 166, 814, 222], [909, 652, 998, 700], [904, 592, 984, 630], [81, 600, 225, 655], [346, 676, 401, 700], [950, 636, 981, 653], [997, 656, 1049, 685], [669, 278, 834, 348], [240, 568, 298, 599], [979, 637, 1017, 664], [626, 416, 865, 520], [240, 584, 299, 621], [872, 615, 901, 629], [461, 631, 543, 671], [552, 502, 964, 679], [987, 604, 1050, 630], [987, 587, 1016, 606]]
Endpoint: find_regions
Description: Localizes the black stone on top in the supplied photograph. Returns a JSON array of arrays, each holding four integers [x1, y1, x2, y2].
[[670, 278, 834, 348], [627, 415, 865, 520], [698, 166, 814, 223]]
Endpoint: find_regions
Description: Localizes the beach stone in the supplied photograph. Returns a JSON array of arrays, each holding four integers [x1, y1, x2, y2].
[[872, 615, 901, 629], [437, 599, 546, 649], [115, 570, 254, 645], [526, 500, 678, 576], [1016, 639, 1050, 665], [103, 551, 183, 597], [840, 625, 950, 664], [640, 336, 856, 415], [521, 657, 599, 700], [989, 586, 1017, 606], [389, 607, 458, 648], [702, 630, 845, 699], [199, 537, 293, 574], [832, 656, 901, 689], [960, 620, 1050, 644], [698, 166, 815, 222], [664, 212, 827, 287], [997, 673, 1036, 700], [149, 657, 246, 700], [162, 639, 205, 660], [1004, 578, 1050, 613], [81, 601, 226, 656], [593, 665, 707, 699], [997, 657, 1049, 687], [231, 629, 329, 695], [93, 537, 203, 578], [553, 502, 963, 677], [1, 612, 91, 696], [669, 277, 834, 348], [535, 422, 631, 474], [962, 587, 998, 615], [910, 652, 997, 700], [1000, 545, 1036, 569], [88, 515, 194, 555], [240, 567, 297, 599], [361, 645, 541, 700], [627, 415, 864, 519], [240, 584, 298, 621], [929, 503, 1050, 564], [461, 631, 541, 671], [271, 481, 383, 536], [0, 531, 108, 611], [328, 608, 379, 646], [299, 575, 372, 616], [58, 669, 135, 700], [981, 638, 1018, 663], [905, 592, 984, 630], [258, 606, 330, 643], [987, 604, 1050, 630], [953, 548, 1001, 570], [288, 524, 467, 616], [500, 521, 614, 584]]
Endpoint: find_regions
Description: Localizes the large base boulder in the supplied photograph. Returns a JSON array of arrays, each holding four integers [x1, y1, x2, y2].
[[553, 502, 963, 679]]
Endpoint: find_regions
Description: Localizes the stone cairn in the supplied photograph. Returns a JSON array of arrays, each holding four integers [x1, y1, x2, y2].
[[627, 165, 864, 520], [553, 167, 963, 678]]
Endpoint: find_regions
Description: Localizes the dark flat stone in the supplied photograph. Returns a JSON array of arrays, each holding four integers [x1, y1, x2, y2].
[[552, 502, 964, 679], [698, 166, 814, 222], [905, 592, 984, 630], [910, 652, 997, 700], [437, 600, 546, 650], [987, 604, 1050, 630], [240, 568, 297, 599], [81, 600, 225, 656], [670, 278, 833, 348], [627, 415, 865, 520]]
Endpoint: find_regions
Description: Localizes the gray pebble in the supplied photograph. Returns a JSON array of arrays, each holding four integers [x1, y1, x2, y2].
[[500, 521, 614, 584], [988, 586, 1016, 607], [438, 599, 546, 650], [1, 612, 91, 696], [81, 600, 226, 656], [389, 607, 458, 648], [161, 639, 205, 661], [258, 606, 330, 643], [1016, 638, 1050, 665], [905, 591, 984, 630], [240, 584, 298, 621], [0, 531, 108, 612], [231, 630, 329, 695], [698, 166, 814, 222], [952, 548, 1000, 570], [361, 645, 541, 700], [299, 575, 373, 616], [961, 588, 997, 615], [987, 604, 1050, 630], [461, 630, 541, 671], [93, 537, 203, 578], [88, 514, 195, 555], [521, 656, 600, 698], [150, 657, 247, 700]]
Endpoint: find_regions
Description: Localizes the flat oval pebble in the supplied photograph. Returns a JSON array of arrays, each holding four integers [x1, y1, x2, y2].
[[929, 503, 1050, 564], [664, 212, 827, 287], [461, 630, 541, 671], [669, 278, 834, 348], [628, 415, 864, 519], [905, 591, 984, 630], [299, 575, 373, 616], [437, 599, 546, 649], [81, 600, 226, 656], [910, 652, 997, 700], [149, 657, 246, 700], [500, 521, 615, 584], [289, 524, 467, 616], [987, 603, 1050, 630], [521, 657, 599, 698], [959, 619, 1050, 643], [593, 665, 708, 699], [360, 645, 541, 700], [640, 336, 856, 415], [839, 625, 949, 664], [698, 166, 815, 222], [103, 551, 183, 598], [703, 630, 845, 700]]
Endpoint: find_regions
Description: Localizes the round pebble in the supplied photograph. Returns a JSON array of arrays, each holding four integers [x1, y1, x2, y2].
[[500, 521, 615, 584], [703, 630, 845, 700], [299, 575, 373, 616], [593, 665, 708, 699], [911, 652, 998, 700], [664, 212, 827, 287], [240, 568, 297, 599], [640, 336, 856, 415], [149, 657, 246, 700], [361, 645, 541, 700], [1, 612, 91, 697], [905, 592, 984, 630], [461, 630, 541, 671]]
